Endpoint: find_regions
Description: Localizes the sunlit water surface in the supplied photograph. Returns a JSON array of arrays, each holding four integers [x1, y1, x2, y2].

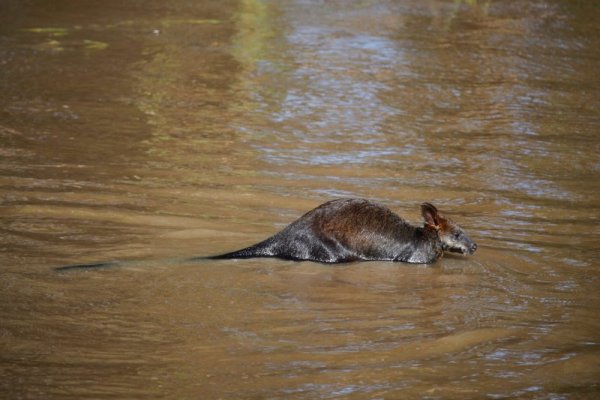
[[1, 0, 599, 398]]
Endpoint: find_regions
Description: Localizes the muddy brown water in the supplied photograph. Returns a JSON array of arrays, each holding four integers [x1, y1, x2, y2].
[[1, 1, 599, 399]]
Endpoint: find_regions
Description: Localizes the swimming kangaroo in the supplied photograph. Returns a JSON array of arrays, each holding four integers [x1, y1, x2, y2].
[[209, 198, 476, 263], [56, 198, 476, 271]]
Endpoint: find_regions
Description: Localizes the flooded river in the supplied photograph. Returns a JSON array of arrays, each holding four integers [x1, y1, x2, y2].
[[1, 0, 599, 398]]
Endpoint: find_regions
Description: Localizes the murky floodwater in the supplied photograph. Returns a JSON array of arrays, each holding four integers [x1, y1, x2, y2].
[[1, 0, 599, 398]]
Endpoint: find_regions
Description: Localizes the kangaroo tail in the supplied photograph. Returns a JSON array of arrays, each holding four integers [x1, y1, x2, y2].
[[55, 261, 122, 272], [55, 241, 274, 271], [204, 240, 275, 260], [205, 248, 268, 260]]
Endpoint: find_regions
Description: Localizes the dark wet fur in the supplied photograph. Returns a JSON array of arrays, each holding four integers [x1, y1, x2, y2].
[[55, 198, 476, 271], [210, 198, 476, 264]]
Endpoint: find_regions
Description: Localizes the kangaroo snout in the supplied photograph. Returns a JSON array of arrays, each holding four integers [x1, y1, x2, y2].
[[424, 202, 477, 257], [469, 242, 477, 254]]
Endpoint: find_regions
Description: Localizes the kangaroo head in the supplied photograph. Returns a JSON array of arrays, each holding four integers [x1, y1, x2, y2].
[[421, 203, 477, 255]]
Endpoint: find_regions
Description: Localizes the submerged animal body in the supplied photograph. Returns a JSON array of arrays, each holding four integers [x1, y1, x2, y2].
[[56, 198, 476, 271], [211, 198, 477, 264]]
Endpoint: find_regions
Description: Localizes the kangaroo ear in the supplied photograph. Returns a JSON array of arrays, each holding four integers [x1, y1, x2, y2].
[[421, 202, 441, 228]]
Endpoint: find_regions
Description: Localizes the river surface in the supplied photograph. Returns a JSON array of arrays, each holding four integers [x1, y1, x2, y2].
[[1, 0, 599, 399]]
